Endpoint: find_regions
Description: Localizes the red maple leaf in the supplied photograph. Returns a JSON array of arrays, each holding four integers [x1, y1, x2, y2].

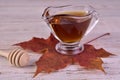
[[14, 33, 114, 77]]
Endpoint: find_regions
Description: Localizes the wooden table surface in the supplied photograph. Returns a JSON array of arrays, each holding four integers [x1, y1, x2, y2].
[[0, 0, 120, 80]]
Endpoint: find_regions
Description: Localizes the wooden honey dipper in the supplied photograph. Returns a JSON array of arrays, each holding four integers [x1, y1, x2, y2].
[[0, 48, 29, 67]]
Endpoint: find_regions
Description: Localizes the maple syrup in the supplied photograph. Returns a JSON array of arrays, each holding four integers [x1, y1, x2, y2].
[[48, 11, 92, 43]]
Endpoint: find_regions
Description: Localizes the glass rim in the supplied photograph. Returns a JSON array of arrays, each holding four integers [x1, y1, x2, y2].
[[42, 5, 96, 19]]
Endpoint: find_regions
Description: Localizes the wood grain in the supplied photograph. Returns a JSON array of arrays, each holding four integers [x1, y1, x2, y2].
[[0, 0, 120, 80]]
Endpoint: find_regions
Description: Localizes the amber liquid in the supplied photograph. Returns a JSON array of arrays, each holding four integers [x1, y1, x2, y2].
[[48, 11, 92, 43]]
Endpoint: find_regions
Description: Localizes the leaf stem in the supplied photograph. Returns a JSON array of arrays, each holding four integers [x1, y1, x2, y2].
[[85, 33, 110, 44]]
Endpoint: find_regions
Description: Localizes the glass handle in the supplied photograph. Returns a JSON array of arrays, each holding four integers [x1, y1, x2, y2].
[[85, 11, 99, 36]]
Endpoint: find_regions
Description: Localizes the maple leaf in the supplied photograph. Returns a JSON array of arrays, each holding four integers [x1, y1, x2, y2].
[[14, 33, 114, 77]]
